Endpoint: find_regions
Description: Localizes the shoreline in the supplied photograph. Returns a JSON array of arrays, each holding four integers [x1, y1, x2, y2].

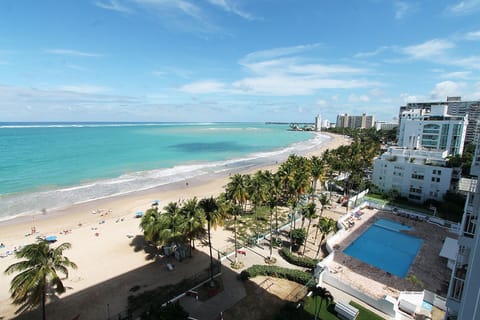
[[0, 132, 351, 319]]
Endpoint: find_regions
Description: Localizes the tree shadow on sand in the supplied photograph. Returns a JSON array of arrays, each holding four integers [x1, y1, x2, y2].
[[129, 235, 161, 261]]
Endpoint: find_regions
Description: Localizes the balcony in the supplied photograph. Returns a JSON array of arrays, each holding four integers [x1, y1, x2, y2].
[[449, 276, 465, 302]]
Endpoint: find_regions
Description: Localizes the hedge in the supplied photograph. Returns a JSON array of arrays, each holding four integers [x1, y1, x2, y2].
[[279, 247, 319, 268], [239, 265, 313, 285]]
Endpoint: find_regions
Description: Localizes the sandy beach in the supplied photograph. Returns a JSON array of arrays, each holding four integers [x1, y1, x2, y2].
[[0, 132, 350, 319]]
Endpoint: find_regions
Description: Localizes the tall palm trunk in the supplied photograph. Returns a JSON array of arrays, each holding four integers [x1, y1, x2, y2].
[[234, 214, 238, 264], [315, 234, 325, 259], [207, 221, 214, 286], [42, 282, 46, 320], [275, 205, 279, 235], [269, 207, 273, 259], [303, 218, 313, 255]]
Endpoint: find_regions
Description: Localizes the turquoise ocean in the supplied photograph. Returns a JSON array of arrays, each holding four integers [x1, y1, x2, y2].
[[0, 122, 328, 221]]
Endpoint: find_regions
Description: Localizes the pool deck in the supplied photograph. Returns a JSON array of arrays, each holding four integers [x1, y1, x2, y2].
[[325, 207, 455, 300]]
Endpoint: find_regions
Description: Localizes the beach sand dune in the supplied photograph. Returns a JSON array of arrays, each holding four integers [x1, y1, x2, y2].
[[0, 133, 350, 319]]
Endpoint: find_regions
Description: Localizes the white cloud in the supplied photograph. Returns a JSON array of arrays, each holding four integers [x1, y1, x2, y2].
[[152, 70, 167, 77], [179, 80, 226, 94], [402, 39, 455, 59], [316, 99, 327, 106], [429, 81, 465, 99], [354, 46, 391, 58], [441, 71, 471, 79], [206, 0, 255, 20], [45, 49, 101, 57], [232, 76, 374, 96], [348, 94, 370, 103], [59, 85, 110, 94], [450, 56, 480, 70], [446, 0, 480, 15], [133, 0, 204, 21], [94, 0, 133, 13], [178, 44, 376, 96], [394, 1, 412, 19], [241, 44, 321, 63], [400, 93, 419, 103], [465, 30, 480, 40]]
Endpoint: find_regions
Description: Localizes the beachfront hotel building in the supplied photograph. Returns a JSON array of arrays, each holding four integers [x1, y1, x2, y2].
[[372, 148, 454, 203], [336, 113, 375, 129], [400, 96, 480, 145], [397, 105, 467, 156], [372, 104, 467, 203], [374, 120, 398, 131], [445, 141, 480, 319]]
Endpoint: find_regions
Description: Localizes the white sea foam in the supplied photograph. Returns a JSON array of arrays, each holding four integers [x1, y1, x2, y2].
[[0, 133, 330, 221], [0, 122, 215, 129]]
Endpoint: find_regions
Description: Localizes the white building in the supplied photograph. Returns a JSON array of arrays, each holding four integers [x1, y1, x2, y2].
[[400, 96, 480, 144], [446, 141, 480, 319], [315, 114, 322, 131], [372, 104, 467, 203], [397, 105, 467, 156], [375, 121, 398, 131], [372, 147, 453, 203]]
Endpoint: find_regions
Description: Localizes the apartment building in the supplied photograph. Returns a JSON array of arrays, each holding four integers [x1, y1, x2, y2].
[[445, 142, 480, 319], [400, 96, 480, 144], [336, 113, 375, 129], [372, 103, 467, 203]]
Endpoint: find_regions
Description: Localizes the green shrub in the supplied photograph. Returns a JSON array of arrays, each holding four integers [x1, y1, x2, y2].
[[239, 265, 313, 285], [290, 228, 307, 251], [279, 247, 319, 268]]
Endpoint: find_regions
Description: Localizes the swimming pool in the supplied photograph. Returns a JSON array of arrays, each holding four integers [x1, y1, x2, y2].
[[343, 218, 423, 278]]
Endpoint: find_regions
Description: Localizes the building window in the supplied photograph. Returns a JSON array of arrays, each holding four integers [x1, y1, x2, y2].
[[411, 173, 424, 180]]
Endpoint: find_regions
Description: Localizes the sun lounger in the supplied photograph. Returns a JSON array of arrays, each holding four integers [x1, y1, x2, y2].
[[335, 301, 359, 320]]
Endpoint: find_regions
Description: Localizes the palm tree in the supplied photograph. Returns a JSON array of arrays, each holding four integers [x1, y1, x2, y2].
[[180, 197, 206, 257], [140, 207, 163, 246], [315, 217, 336, 258], [198, 196, 222, 286], [160, 202, 187, 252], [229, 202, 243, 264], [4, 241, 77, 320], [226, 173, 249, 213], [309, 155, 325, 194], [302, 202, 317, 255], [309, 285, 334, 320], [314, 194, 330, 243], [249, 171, 268, 240]]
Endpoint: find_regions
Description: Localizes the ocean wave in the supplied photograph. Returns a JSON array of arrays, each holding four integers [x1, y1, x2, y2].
[[0, 133, 330, 221], [0, 122, 218, 129]]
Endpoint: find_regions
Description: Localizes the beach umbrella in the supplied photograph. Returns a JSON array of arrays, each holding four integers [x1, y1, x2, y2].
[[152, 200, 159, 206], [45, 235, 57, 243], [135, 211, 144, 218]]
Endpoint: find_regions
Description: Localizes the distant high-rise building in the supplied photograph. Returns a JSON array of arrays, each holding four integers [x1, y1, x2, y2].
[[336, 113, 374, 129], [315, 114, 322, 131]]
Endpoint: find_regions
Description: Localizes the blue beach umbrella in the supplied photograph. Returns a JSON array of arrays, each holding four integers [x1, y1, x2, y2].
[[45, 235, 57, 242], [135, 211, 144, 218]]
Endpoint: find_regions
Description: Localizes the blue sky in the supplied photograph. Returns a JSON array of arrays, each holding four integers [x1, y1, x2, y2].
[[0, 0, 479, 123]]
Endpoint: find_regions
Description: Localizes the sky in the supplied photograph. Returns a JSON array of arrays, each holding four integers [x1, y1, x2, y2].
[[0, 0, 480, 123]]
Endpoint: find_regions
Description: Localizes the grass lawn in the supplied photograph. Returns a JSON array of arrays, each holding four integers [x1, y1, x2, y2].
[[302, 298, 338, 320], [350, 301, 386, 320], [296, 297, 386, 320]]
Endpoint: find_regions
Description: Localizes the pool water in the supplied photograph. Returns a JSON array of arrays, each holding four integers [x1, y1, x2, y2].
[[343, 219, 423, 278]]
